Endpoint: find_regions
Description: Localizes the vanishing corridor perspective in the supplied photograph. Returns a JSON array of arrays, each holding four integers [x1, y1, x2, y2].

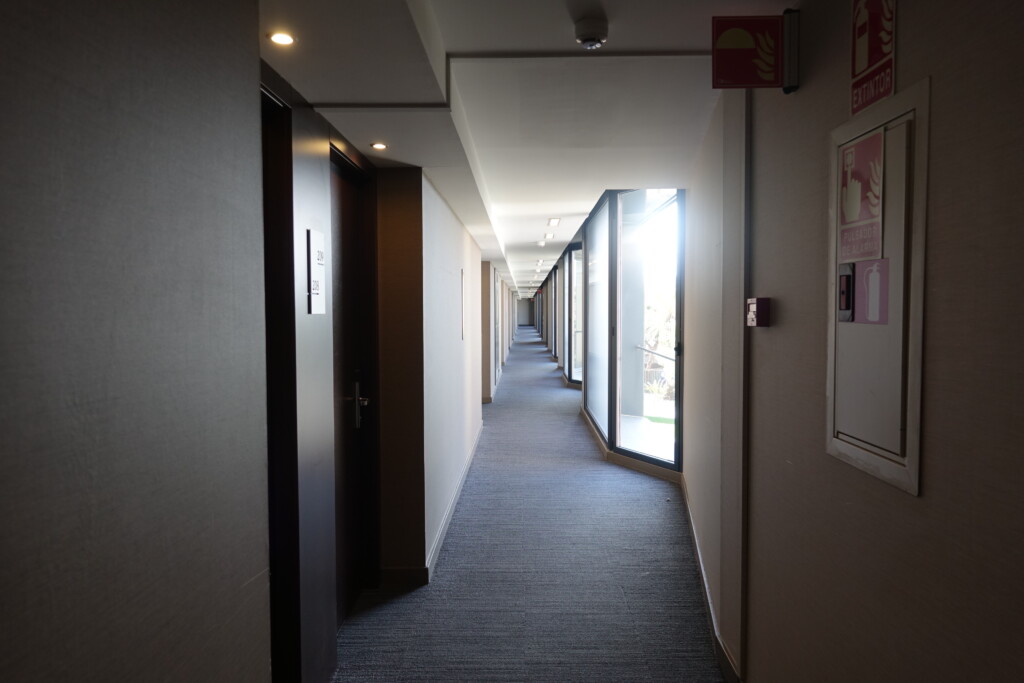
[[2, 1, 1022, 682], [334, 328, 722, 682]]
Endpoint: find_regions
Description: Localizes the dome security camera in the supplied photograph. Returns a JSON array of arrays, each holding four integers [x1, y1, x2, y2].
[[575, 17, 608, 50]]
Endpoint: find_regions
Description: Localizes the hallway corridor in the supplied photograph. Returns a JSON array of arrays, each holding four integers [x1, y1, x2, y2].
[[333, 329, 723, 682]]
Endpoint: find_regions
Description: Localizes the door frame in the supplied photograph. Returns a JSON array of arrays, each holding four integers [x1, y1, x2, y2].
[[261, 60, 379, 682]]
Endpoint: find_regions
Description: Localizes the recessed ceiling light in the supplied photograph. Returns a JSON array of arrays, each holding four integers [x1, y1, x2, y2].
[[544, 233, 554, 240], [547, 218, 561, 227], [371, 142, 388, 150], [537, 240, 546, 247], [535, 269, 541, 273], [269, 32, 294, 45]]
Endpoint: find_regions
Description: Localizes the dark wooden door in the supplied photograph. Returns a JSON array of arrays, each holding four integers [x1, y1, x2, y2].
[[330, 154, 379, 620]]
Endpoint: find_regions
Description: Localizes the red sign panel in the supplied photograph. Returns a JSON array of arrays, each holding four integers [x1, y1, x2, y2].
[[838, 130, 884, 263], [851, 0, 895, 114], [712, 16, 784, 88]]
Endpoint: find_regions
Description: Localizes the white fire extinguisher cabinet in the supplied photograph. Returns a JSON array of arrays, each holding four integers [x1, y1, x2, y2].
[[826, 79, 930, 495]]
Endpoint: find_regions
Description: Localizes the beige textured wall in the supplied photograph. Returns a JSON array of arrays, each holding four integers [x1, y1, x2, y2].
[[745, 1, 1024, 680]]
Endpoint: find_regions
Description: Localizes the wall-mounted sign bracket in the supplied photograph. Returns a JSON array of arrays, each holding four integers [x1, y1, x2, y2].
[[711, 10, 799, 92]]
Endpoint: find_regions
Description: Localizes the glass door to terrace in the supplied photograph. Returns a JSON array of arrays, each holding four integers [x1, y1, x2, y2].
[[616, 189, 680, 465], [582, 189, 681, 470]]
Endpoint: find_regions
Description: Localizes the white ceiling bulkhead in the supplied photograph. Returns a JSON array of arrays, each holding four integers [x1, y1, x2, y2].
[[260, 0, 791, 296]]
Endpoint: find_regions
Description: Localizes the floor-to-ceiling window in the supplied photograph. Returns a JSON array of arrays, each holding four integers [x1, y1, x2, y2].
[[562, 251, 570, 376], [549, 267, 557, 356], [615, 190, 679, 463], [562, 245, 584, 384], [536, 289, 543, 335], [581, 189, 682, 470], [570, 248, 584, 382], [584, 199, 610, 437]]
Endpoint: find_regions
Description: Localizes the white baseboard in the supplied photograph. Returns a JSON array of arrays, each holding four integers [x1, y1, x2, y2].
[[680, 475, 742, 682], [426, 421, 483, 580]]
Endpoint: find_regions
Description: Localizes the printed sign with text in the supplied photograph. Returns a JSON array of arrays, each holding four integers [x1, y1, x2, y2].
[[308, 229, 326, 315], [851, 0, 895, 114], [838, 130, 884, 263]]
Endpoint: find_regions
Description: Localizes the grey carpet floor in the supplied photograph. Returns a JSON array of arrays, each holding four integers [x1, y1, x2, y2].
[[333, 329, 724, 682]]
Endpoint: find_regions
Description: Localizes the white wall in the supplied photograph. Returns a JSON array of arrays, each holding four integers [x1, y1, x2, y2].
[[683, 89, 725, 645], [517, 299, 532, 325], [493, 271, 503, 386], [682, 88, 748, 671], [421, 177, 482, 568], [499, 280, 507, 368], [717, 89, 748, 669], [504, 283, 512, 360], [480, 261, 497, 402]]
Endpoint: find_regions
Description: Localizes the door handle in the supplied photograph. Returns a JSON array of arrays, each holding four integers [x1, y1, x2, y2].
[[346, 381, 370, 429]]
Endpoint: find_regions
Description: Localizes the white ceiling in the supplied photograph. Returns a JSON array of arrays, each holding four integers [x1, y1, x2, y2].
[[260, 0, 792, 297], [452, 55, 716, 289]]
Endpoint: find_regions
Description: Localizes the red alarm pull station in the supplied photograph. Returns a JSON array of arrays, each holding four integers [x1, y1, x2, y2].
[[746, 298, 771, 327]]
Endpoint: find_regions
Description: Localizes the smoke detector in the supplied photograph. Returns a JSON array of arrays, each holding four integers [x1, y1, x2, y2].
[[575, 17, 608, 50]]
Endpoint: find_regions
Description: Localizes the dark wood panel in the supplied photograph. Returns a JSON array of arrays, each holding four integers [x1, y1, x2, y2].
[[262, 89, 302, 682], [262, 64, 339, 682], [331, 156, 380, 619], [376, 169, 428, 582], [291, 102, 338, 683]]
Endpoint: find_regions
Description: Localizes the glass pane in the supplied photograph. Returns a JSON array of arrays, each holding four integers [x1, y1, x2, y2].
[[552, 269, 557, 350], [616, 189, 678, 463], [571, 249, 583, 381], [494, 273, 500, 384], [565, 252, 573, 376], [586, 201, 610, 437], [549, 270, 556, 350]]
